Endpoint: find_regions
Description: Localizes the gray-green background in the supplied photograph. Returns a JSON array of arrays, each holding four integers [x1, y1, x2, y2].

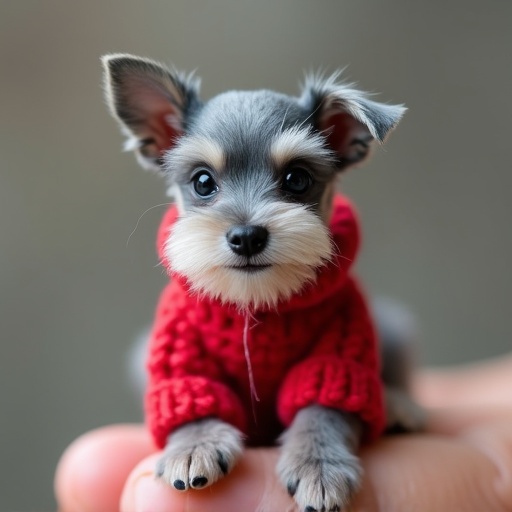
[[1, 1, 510, 509]]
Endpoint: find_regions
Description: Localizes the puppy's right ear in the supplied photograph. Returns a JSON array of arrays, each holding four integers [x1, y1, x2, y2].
[[300, 72, 406, 171], [102, 54, 201, 172]]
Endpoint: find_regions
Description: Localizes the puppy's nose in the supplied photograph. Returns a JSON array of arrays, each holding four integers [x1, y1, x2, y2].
[[226, 225, 269, 257]]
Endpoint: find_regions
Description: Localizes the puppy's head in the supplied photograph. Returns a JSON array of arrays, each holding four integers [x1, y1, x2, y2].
[[102, 54, 404, 309]]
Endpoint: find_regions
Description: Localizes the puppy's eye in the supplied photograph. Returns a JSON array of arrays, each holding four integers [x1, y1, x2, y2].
[[282, 167, 313, 195], [192, 169, 219, 198]]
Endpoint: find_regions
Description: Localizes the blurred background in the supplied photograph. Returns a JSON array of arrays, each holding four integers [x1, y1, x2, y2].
[[1, 0, 511, 509]]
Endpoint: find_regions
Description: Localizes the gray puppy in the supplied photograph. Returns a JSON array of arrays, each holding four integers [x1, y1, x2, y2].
[[102, 54, 424, 512]]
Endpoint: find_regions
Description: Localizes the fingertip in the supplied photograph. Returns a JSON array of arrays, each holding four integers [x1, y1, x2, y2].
[[121, 448, 294, 512], [414, 355, 512, 409], [55, 424, 154, 512], [120, 454, 178, 512], [359, 433, 510, 512]]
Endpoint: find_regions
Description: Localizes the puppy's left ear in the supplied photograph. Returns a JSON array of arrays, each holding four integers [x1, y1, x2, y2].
[[102, 54, 201, 172], [300, 74, 406, 170]]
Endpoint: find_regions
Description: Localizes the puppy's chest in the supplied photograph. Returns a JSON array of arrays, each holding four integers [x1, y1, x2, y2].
[[199, 299, 344, 389]]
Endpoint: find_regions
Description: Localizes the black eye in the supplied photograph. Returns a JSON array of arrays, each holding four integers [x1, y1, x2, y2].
[[282, 167, 313, 195], [192, 169, 219, 198]]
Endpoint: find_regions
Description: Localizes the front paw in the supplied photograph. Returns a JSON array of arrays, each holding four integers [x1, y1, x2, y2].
[[278, 449, 362, 512], [277, 406, 363, 512], [156, 418, 243, 491]]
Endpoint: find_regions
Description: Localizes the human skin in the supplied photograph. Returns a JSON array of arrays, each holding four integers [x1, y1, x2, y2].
[[55, 355, 512, 512]]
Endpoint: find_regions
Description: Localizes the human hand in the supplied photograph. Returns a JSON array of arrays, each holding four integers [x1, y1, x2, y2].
[[55, 355, 512, 512]]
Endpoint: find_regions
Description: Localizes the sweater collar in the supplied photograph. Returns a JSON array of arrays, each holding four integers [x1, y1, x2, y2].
[[276, 194, 360, 312], [157, 194, 360, 313]]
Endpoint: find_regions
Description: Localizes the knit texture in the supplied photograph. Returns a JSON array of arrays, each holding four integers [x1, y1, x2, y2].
[[146, 195, 385, 448]]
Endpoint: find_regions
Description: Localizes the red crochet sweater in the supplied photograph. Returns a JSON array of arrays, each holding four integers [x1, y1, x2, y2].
[[145, 195, 385, 448]]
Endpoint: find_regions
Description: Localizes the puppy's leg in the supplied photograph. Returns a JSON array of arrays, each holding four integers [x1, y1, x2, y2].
[[374, 298, 426, 432], [380, 330, 426, 432], [385, 386, 426, 432], [156, 418, 243, 491], [277, 405, 362, 512]]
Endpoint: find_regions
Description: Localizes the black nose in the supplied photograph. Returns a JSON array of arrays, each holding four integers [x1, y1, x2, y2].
[[226, 225, 269, 257]]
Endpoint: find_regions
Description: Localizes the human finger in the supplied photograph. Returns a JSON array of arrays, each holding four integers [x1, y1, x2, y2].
[[414, 353, 512, 408], [120, 415, 512, 512], [55, 412, 512, 512], [119, 448, 293, 512], [427, 405, 512, 436], [55, 424, 155, 512], [356, 419, 512, 512]]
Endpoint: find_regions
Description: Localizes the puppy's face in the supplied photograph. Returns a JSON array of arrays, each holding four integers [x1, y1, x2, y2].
[[165, 92, 336, 308], [103, 55, 404, 309]]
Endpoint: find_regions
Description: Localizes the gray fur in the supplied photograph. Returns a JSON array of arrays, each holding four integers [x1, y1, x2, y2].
[[374, 298, 426, 432], [166, 90, 338, 219], [156, 418, 244, 491], [374, 297, 419, 390], [277, 405, 363, 512]]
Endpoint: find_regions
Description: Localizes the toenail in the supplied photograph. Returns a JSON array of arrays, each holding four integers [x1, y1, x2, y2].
[[173, 479, 186, 490], [192, 476, 208, 488], [287, 480, 299, 496]]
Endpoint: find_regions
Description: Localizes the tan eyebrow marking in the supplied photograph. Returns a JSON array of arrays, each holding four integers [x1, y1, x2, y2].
[[270, 126, 334, 169], [170, 136, 225, 171]]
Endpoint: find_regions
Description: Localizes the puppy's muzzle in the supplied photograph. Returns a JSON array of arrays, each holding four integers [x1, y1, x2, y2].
[[226, 225, 269, 257]]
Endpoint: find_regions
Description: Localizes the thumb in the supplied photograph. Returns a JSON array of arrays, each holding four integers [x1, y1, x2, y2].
[[55, 425, 155, 512]]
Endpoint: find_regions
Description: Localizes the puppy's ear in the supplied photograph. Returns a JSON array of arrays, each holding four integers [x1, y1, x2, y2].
[[300, 73, 406, 170], [102, 54, 201, 171]]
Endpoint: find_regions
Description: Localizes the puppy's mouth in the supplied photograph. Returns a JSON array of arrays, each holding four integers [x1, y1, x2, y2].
[[227, 264, 272, 273]]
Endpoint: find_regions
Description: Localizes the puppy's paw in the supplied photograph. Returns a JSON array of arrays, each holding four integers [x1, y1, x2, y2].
[[156, 418, 243, 491], [277, 446, 362, 512]]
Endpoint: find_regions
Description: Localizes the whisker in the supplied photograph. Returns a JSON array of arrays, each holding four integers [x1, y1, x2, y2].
[[330, 239, 353, 265], [296, 101, 322, 130], [127, 202, 174, 247], [279, 104, 291, 133]]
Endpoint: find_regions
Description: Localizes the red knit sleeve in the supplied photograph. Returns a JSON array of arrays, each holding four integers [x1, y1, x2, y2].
[[145, 282, 247, 448], [277, 277, 385, 441]]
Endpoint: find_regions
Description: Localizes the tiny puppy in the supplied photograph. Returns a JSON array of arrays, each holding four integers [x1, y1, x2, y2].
[[102, 54, 424, 512]]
